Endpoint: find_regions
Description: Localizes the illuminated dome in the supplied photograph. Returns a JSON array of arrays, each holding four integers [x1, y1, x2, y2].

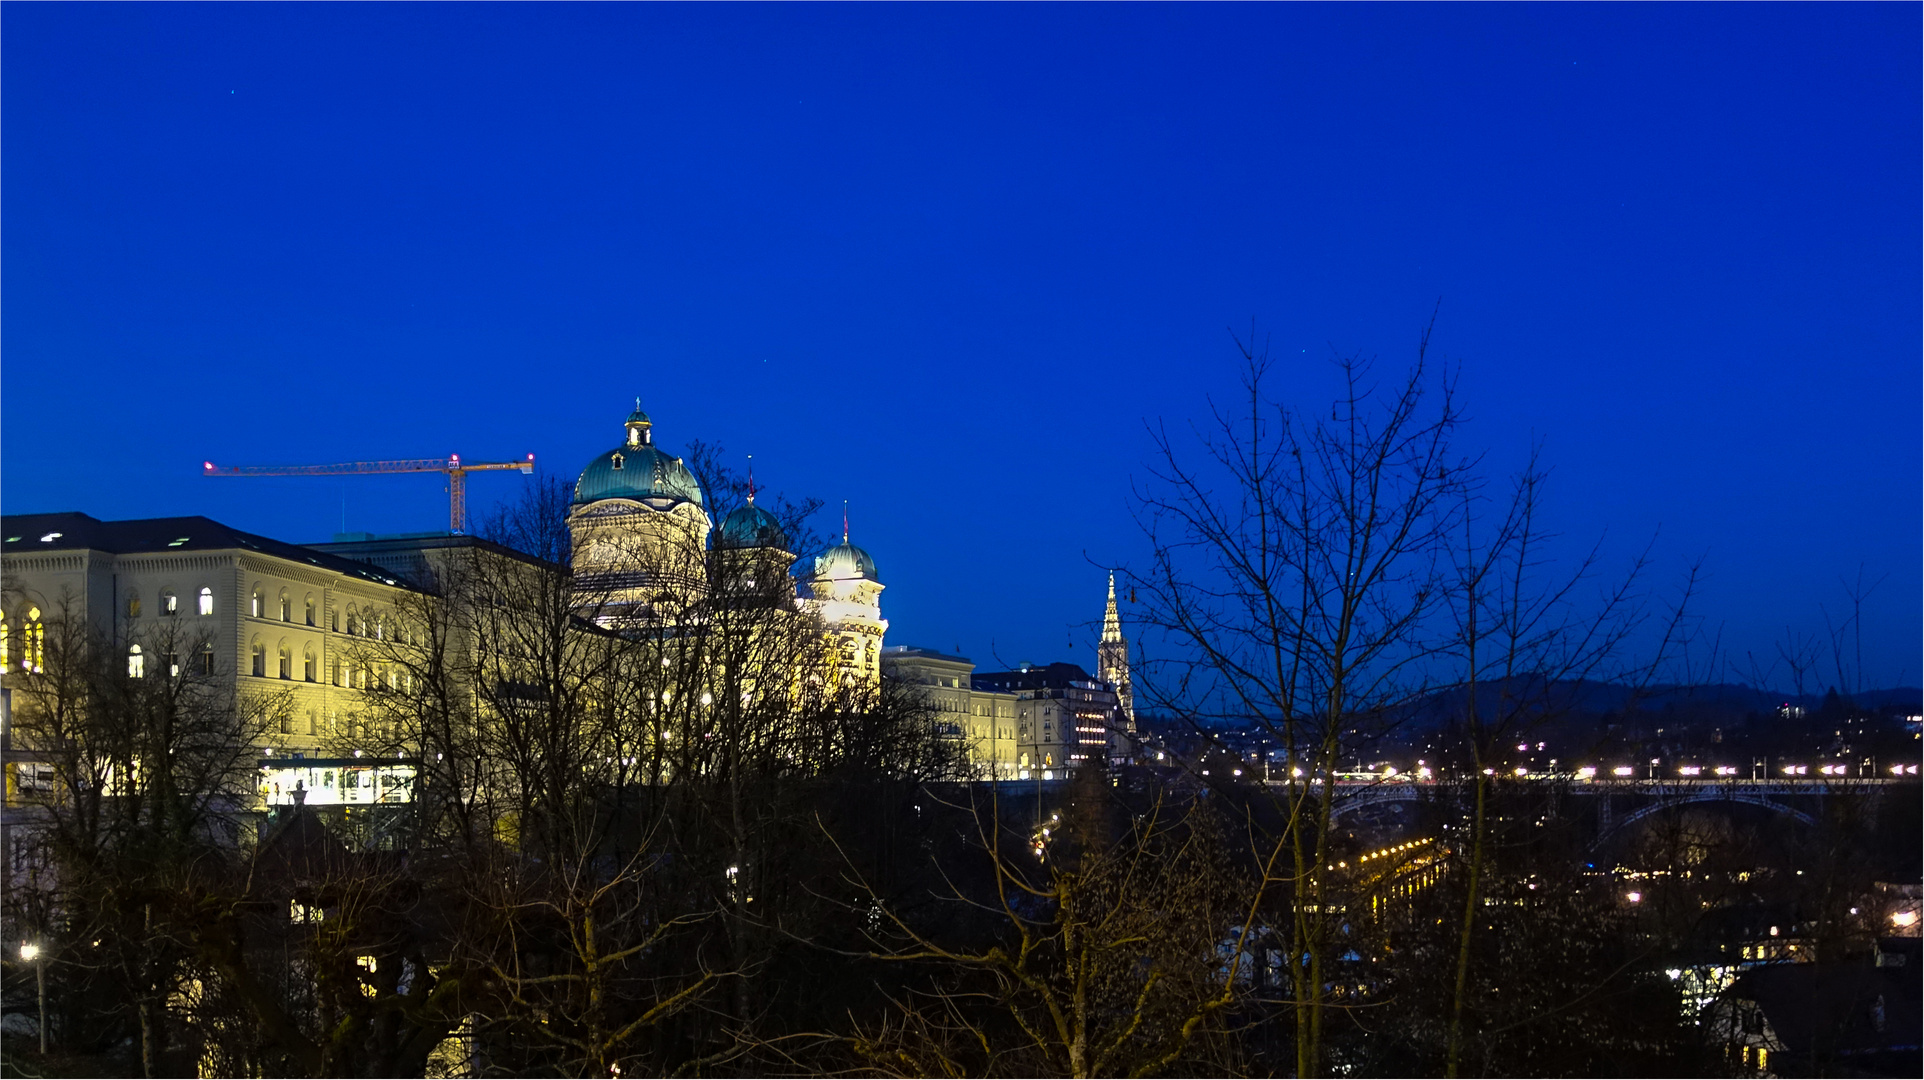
[[716, 502, 787, 550], [813, 542, 879, 582], [573, 407, 705, 508]]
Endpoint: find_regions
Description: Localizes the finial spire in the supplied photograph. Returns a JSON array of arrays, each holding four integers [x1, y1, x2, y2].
[[746, 454, 756, 504], [842, 500, 850, 543], [1102, 570, 1124, 643]]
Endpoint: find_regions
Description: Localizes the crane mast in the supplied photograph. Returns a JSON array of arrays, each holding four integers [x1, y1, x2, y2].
[[203, 453, 535, 533]]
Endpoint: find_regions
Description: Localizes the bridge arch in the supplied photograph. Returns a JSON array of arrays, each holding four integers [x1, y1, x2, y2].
[[1595, 792, 1815, 850]]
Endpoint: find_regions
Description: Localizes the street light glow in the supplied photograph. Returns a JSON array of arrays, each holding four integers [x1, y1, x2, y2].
[[19, 943, 39, 962]]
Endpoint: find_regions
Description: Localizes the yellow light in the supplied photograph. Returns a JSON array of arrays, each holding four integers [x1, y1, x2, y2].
[[1894, 911, 1919, 928], [19, 943, 39, 961]]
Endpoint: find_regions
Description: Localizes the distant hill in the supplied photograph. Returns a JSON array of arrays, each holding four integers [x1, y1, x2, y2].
[[1156, 680, 1921, 734]]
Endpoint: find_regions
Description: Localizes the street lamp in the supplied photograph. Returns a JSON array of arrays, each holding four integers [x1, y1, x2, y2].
[[19, 941, 45, 1054]]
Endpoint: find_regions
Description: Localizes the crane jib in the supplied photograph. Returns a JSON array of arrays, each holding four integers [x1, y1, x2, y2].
[[201, 454, 536, 532]]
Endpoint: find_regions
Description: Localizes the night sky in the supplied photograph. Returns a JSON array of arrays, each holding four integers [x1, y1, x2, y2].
[[4, 4, 1917, 690]]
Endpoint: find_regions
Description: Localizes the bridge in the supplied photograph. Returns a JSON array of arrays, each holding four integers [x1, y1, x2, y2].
[[1269, 776, 1914, 845]]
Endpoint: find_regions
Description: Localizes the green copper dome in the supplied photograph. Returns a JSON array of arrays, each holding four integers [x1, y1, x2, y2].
[[717, 502, 787, 550], [572, 407, 706, 509], [812, 542, 879, 582]]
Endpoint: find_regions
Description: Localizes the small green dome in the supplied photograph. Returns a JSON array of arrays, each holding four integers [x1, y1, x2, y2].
[[717, 502, 787, 550], [573, 408, 705, 508], [813, 542, 879, 583]]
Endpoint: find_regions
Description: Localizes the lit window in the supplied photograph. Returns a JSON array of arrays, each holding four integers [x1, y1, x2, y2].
[[25, 608, 44, 671], [128, 645, 145, 679], [162, 592, 177, 616], [251, 644, 267, 678], [0, 618, 8, 670], [279, 592, 291, 622], [304, 596, 316, 626], [164, 652, 179, 678], [198, 587, 214, 616], [200, 644, 216, 676], [126, 595, 141, 619], [251, 589, 264, 618]]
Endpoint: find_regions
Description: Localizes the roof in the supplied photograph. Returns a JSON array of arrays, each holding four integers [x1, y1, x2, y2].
[[1728, 962, 1922, 1056], [974, 662, 1102, 692], [310, 531, 563, 589], [883, 645, 974, 665], [1, 512, 419, 591]]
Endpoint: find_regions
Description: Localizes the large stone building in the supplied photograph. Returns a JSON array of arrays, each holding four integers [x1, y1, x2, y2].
[[0, 511, 426, 807]]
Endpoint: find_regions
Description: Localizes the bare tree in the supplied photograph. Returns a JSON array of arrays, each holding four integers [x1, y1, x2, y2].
[[1130, 325, 1468, 1077]]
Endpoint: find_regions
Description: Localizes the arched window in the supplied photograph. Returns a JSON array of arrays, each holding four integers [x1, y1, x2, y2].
[[251, 643, 267, 678], [304, 595, 316, 626], [330, 607, 339, 632], [25, 608, 44, 672], [127, 644, 145, 679], [332, 658, 342, 686], [277, 644, 292, 680], [303, 647, 317, 682], [345, 606, 359, 637], [200, 643, 216, 676], [306, 710, 318, 736], [278, 591, 291, 622], [251, 588, 264, 619], [161, 591, 178, 616], [198, 587, 214, 616], [126, 593, 141, 619]]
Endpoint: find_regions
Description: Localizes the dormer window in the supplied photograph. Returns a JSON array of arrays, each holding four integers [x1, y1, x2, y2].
[[611, 452, 625, 470]]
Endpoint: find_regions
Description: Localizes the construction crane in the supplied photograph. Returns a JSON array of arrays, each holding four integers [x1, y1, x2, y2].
[[203, 453, 535, 534]]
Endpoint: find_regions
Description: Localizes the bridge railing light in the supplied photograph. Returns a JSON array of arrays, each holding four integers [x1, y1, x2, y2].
[[1678, 766, 1701, 776], [1612, 766, 1634, 777], [1577, 766, 1597, 779], [1714, 766, 1737, 776]]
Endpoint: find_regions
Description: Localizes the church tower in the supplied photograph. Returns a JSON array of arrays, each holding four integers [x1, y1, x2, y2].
[[799, 510, 887, 688], [1097, 572, 1135, 732]]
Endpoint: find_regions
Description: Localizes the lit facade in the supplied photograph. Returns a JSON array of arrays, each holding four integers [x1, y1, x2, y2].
[[880, 646, 1019, 777]]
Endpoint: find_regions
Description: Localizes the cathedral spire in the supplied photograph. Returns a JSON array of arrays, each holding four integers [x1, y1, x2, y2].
[[1102, 570, 1123, 644], [1098, 571, 1135, 732]]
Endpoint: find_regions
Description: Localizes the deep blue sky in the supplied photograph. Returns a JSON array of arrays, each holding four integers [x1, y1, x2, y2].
[[4, 4, 1917, 691]]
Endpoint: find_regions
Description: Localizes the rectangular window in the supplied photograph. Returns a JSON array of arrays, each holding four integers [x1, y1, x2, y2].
[[201, 649, 216, 676], [199, 589, 214, 616], [164, 593, 178, 615], [164, 652, 179, 677]]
